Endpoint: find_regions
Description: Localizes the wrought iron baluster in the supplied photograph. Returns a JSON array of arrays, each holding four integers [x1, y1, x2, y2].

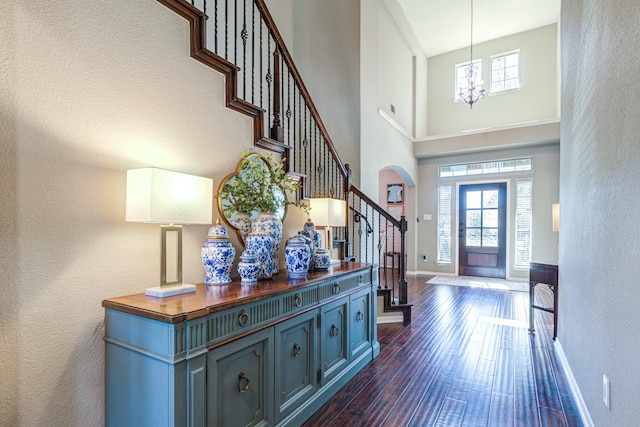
[[266, 36, 272, 139], [214, 0, 219, 54], [270, 47, 282, 142], [241, 0, 247, 99], [225, 0, 229, 59]]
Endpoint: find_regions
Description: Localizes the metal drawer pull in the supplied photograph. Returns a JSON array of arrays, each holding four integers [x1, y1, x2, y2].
[[330, 324, 339, 336], [358, 274, 363, 284], [238, 310, 249, 326], [332, 283, 341, 294], [237, 372, 250, 393], [294, 294, 303, 307], [293, 343, 302, 357], [356, 310, 364, 321]]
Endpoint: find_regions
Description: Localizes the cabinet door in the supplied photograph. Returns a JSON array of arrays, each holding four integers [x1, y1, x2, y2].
[[207, 328, 273, 427], [320, 298, 348, 384], [274, 310, 317, 423], [350, 288, 371, 360]]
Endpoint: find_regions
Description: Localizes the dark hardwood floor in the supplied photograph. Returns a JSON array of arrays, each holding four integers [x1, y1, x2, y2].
[[302, 275, 583, 427]]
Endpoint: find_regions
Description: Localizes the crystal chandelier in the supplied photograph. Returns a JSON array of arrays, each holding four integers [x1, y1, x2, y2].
[[458, 0, 485, 108]]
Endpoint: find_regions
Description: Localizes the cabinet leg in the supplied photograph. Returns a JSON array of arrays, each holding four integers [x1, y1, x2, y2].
[[528, 281, 536, 334]]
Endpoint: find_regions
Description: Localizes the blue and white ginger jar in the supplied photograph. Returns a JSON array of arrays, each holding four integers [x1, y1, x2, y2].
[[301, 218, 322, 250], [237, 249, 261, 285], [201, 219, 236, 285], [251, 212, 282, 275], [285, 235, 311, 279], [230, 212, 252, 242], [313, 247, 331, 270], [245, 232, 275, 280]]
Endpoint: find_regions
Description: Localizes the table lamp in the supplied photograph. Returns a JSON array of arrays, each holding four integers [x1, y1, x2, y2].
[[310, 197, 346, 264], [126, 167, 213, 297]]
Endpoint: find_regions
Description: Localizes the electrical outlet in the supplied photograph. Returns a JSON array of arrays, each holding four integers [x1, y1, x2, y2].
[[422, 255, 428, 262], [603, 375, 610, 409]]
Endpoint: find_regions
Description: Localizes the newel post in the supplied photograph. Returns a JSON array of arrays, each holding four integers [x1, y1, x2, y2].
[[398, 215, 408, 305]]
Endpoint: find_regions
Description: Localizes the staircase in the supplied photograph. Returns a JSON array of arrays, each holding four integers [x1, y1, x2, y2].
[[157, 0, 411, 323]]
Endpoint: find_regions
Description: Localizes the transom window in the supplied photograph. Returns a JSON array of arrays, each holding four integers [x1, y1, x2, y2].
[[439, 157, 532, 178], [491, 51, 520, 93]]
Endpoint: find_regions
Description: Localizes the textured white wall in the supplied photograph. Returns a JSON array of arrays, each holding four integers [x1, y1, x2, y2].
[[290, 0, 361, 185], [427, 24, 559, 136], [359, 0, 421, 194], [560, 0, 640, 424], [0, 0, 258, 425]]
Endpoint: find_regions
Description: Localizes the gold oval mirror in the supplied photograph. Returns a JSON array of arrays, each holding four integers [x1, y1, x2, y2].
[[217, 153, 286, 244]]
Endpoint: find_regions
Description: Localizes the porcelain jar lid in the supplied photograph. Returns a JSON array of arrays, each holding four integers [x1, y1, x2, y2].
[[240, 249, 257, 262], [207, 218, 230, 240], [286, 234, 308, 248]]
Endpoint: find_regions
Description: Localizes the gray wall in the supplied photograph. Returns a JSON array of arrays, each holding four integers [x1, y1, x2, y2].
[[428, 24, 559, 136], [417, 144, 559, 280], [560, 0, 640, 424]]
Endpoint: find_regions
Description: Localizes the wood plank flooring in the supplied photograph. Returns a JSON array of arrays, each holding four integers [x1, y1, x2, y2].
[[302, 275, 583, 427]]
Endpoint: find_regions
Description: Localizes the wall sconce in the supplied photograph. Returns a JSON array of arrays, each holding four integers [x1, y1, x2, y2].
[[126, 167, 213, 297], [552, 203, 560, 232], [310, 197, 347, 263]]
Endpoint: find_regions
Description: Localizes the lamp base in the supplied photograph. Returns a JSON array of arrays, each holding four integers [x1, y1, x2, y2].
[[145, 283, 197, 297], [329, 258, 341, 266]]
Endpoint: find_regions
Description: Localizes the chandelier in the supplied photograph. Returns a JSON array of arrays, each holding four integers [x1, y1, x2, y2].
[[458, 0, 485, 108]]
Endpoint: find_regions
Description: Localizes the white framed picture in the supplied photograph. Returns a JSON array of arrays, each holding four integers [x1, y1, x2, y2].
[[387, 183, 404, 204]]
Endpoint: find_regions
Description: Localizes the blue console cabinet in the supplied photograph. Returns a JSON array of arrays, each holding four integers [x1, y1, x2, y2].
[[103, 263, 379, 427]]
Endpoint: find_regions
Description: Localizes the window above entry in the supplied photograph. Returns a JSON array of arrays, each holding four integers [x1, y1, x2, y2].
[[491, 50, 520, 94]]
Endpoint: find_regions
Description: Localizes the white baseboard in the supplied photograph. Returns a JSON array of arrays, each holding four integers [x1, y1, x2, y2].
[[407, 270, 456, 276], [554, 339, 594, 427]]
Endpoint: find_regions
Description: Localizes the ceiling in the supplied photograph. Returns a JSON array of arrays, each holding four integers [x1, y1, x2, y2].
[[397, 0, 561, 58]]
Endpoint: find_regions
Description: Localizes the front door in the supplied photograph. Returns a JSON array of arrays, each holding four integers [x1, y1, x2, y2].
[[458, 183, 507, 278]]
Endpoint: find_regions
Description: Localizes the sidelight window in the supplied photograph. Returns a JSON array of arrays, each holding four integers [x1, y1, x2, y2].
[[437, 185, 452, 263], [515, 179, 533, 268]]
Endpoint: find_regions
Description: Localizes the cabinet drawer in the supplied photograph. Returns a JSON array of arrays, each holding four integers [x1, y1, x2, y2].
[[206, 297, 281, 346], [207, 328, 273, 427], [318, 270, 371, 303], [281, 285, 318, 316]]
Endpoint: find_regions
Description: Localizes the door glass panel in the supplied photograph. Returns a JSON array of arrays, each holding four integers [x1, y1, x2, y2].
[[483, 190, 499, 208], [482, 229, 498, 247], [466, 229, 481, 246], [483, 209, 498, 228], [467, 210, 481, 227], [467, 191, 481, 209]]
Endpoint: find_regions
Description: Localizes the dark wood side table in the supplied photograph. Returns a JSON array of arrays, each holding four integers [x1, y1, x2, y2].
[[529, 261, 559, 340]]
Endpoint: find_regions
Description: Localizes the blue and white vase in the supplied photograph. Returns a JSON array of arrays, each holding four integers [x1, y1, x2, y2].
[[230, 212, 252, 242], [285, 235, 311, 279], [300, 218, 322, 251], [313, 247, 331, 270], [237, 249, 261, 285], [251, 212, 282, 275], [245, 232, 275, 280], [201, 219, 236, 285]]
